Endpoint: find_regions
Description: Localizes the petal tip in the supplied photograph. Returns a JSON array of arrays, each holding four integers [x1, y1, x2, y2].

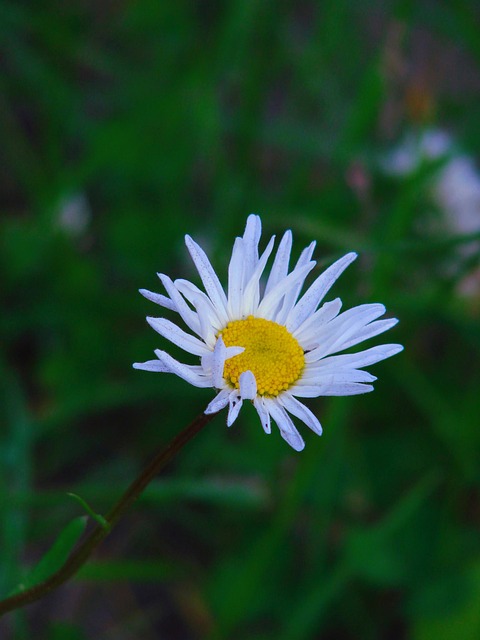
[[390, 343, 404, 355], [289, 438, 305, 452]]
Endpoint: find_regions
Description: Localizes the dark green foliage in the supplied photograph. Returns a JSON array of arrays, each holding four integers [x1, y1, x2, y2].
[[1, 1, 480, 637]]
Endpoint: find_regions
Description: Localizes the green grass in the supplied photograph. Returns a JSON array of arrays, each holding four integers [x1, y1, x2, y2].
[[1, 1, 480, 638]]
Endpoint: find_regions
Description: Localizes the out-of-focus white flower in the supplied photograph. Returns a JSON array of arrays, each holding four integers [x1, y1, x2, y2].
[[55, 193, 91, 237], [381, 129, 452, 177], [134, 215, 402, 451], [381, 129, 480, 258], [381, 128, 480, 296], [434, 155, 480, 244]]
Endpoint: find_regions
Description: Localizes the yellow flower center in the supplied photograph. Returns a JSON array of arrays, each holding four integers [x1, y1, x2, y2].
[[220, 316, 305, 396]]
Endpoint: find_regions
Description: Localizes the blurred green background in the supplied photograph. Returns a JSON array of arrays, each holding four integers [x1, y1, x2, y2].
[[2, 1, 480, 638]]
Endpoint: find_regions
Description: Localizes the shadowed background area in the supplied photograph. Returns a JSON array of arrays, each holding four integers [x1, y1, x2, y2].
[[1, 1, 480, 638]]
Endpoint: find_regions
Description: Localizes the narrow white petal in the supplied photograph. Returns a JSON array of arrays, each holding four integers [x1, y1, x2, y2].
[[300, 370, 377, 384], [296, 241, 317, 268], [184, 235, 228, 323], [201, 352, 213, 372], [275, 241, 317, 324], [175, 278, 224, 345], [307, 344, 404, 372], [212, 336, 228, 388], [146, 317, 209, 356], [140, 289, 176, 311], [293, 298, 343, 348], [305, 304, 388, 362], [337, 318, 399, 352], [279, 393, 322, 435], [157, 274, 201, 335], [242, 236, 275, 314], [256, 262, 316, 319], [287, 252, 357, 333], [132, 359, 170, 372], [205, 389, 230, 414], [227, 237, 245, 319], [265, 399, 305, 451], [153, 349, 212, 388], [210, 337, 244, 388], [290, 382, 374, 397], [225, 346, 246, 358], [253, 397, 271, 434], [264, 230, 292, 296], [174, 278, 208, 303], [322, 303, 387, 337], [239, 370, 257, 400], [314, 317, 398, 360], [227, 390, 243, 426], [242, 214, 262, 286], [196, 298, 222, 347]]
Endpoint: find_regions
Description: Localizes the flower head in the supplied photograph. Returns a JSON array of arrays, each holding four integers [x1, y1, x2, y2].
[[134, 215, 403, 451]]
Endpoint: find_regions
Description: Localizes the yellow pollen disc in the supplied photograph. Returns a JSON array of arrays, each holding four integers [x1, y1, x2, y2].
[[220, 316, 305, 397]]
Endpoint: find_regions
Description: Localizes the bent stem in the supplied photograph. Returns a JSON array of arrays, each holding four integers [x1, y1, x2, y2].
[[0, 410, 216, 617]]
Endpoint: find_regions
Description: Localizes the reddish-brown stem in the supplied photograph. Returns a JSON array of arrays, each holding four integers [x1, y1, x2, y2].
[[0, 410, 216, 617]]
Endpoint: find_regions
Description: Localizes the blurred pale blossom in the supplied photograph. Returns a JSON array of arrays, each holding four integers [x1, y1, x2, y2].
[[55, 193, 91, 237], [381, 128, 480, 294], [381, 129, 452, 177]]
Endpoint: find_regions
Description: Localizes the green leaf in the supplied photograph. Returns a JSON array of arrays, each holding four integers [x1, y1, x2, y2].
[[22, 516, 87, 590], [67, 493, 110, 530]]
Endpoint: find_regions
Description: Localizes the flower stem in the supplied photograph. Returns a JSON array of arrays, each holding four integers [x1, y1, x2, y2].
[[0, 410, 216, 617]]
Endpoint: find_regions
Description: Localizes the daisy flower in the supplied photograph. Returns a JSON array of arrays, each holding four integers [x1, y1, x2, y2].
[[134, 215, 403, 451]]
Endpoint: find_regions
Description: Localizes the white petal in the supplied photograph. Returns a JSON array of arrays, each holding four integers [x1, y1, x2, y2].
[[239, 370, 257, 400], [211, 337, 244, 388], [242, 236, 275, 314], [306, 344, 404, 372], [185, 235, 229, 323], [304, 304, 388, 362], [286, 252, 357, 333], [225, 346, 246, 358], [205, 389, 230, 414], [139, 289, 176, 311], [265, 399, 305, 451], [212, 336, 228, 388], [264, 230, 292, 296], [146, 317, 209, 356], [337, 318, 399, 352], [132, 359, 170, 372], [293, 298, 343, 348], [195, 298, 222, 347], [242, 214, 262, 286], [314, 317, 398, 360], [296, 241, 317, 268], [275, 241, 317, 324], [227, 237, 245, 319], [153, 350, 212, 388], [300, 369, 377, 384], [326, 302, 387, 332], [157, 274, 201, 335], [253, 397, 271, 434], [227, 390, 243, 426], [256, 262, 316, 320], [290, 382, 374, 397], [175, 278, 224, 345], [279, 393, 322, 435]]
